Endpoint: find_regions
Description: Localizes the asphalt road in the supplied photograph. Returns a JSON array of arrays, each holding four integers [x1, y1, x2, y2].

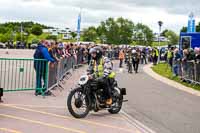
[[1, 49, 200, 133], [115, 62, 200, 133], [0, 62, 139, 133]]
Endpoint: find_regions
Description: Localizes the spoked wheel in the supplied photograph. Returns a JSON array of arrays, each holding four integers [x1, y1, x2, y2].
[[108, 89, 123, 114], [67, 88, 90, 118]]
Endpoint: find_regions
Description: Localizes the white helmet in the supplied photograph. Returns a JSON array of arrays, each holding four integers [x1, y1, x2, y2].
[[132, 49, 136, 54], [89, 48, 97, 54]]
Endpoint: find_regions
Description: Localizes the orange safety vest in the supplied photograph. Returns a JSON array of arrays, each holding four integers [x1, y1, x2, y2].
[[119, 51, 125, 59]]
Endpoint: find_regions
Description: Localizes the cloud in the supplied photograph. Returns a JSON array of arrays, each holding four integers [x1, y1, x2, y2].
[[49, 0, 200, 16], [0, 0, 199, 33]]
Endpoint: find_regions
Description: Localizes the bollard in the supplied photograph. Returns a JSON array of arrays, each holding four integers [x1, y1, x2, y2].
[[0, 88, 3, 103]]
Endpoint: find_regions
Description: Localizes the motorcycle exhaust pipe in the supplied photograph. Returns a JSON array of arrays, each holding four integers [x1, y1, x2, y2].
[[123, 100, 128, 102]]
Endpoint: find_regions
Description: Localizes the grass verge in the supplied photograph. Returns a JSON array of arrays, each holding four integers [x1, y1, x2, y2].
[[151, 63, 200, 91]]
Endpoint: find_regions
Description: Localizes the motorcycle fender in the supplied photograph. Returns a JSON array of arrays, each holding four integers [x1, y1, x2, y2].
[[114, 87, 121, 95]]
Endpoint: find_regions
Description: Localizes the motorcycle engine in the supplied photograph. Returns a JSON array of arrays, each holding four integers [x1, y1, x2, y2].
[[96, 89, 106, 103]]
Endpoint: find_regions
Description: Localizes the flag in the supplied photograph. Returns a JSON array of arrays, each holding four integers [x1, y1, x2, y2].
[[187, 12, 196, 33], [77, 12, 81, 40]]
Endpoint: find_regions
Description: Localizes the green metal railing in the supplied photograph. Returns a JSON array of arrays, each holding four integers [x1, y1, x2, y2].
[[0, 58, 48, 95]]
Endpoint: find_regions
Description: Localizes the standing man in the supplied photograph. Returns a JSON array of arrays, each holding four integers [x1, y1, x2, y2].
[[132, 48, 140, 73], [119, 49, 125, 68], [141, 48, 147, 64], [34, 40, 55, 96], [127, 49, 133, 73], [152, 47, 159, 65]]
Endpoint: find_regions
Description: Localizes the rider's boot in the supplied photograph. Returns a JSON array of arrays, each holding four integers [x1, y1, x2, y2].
[[106, 98, 112, 105]]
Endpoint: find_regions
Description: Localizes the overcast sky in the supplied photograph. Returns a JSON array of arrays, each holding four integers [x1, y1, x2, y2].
[[0, 0, 199, 33]]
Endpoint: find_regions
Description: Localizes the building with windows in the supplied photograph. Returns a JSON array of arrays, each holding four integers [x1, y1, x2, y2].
[[43, 28, 72, 40]]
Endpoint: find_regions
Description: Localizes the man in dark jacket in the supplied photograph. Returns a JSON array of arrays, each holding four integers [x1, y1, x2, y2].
[[132, 48, 140, 73], [34, 40, 55, 95]]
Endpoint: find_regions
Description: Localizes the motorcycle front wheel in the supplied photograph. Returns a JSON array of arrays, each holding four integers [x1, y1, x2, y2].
[[67, 88, 90, 118]]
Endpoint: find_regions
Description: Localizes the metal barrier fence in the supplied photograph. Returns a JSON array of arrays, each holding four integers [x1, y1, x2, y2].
[[0, 54, 85, 95], [0, 58, 48, 93], [76, 52, 83, 65], [181, 61, 200, 85], [0, 51, 119, 96], [47, 56, 74, 91]]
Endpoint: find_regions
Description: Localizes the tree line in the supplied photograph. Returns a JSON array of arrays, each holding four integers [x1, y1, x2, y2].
[[82, 17, 179, 46], [0, 18, 179, 46], [0, 21, 51, 43]]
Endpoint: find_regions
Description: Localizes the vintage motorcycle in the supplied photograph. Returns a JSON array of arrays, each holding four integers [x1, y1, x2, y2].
[[67, 73, 127, 118]]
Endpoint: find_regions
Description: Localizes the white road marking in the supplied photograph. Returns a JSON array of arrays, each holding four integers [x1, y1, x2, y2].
[[121, 110, 157, 133]]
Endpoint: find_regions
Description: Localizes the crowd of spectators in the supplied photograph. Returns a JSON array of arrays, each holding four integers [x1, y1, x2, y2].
[[33, 40, 200, 94], [164, 46, 200, 84]]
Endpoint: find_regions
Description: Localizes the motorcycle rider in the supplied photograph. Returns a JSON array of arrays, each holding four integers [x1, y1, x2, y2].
[[88, 46, 113, 105]]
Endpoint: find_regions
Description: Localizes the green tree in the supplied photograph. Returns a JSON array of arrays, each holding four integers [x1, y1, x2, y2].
[[163, 30, 179, 45], [116, 17, 134, 44], [133, 23, 154, 46], [97, 17, 134, 44], [180, 27, 187, 32], [15, 32, 21, 42], [0, 30, 13, 42], [46, 35, 57, 41], [0, 26, 8, 34], [0, 34, 7, 42], [97, 18, 119, 44], [196, 22, 200, 32], [82, 26, 98, 42], [70, 31, 77, 39], [31, 25, 43, 36], [161, 29, 169, 36]]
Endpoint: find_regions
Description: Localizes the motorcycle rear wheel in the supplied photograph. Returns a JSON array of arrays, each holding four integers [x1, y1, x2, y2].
[[108, 90, 123, 114]]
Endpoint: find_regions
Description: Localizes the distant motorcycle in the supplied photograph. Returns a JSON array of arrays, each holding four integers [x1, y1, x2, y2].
[[67, 74, 127, 118]]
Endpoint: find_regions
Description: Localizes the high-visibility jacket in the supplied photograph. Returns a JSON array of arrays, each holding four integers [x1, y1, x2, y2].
[[167, 50, 173, 59], [155, 49, 159, 57], [90, 57, 115, 78], [93, 58, 104, 77]]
